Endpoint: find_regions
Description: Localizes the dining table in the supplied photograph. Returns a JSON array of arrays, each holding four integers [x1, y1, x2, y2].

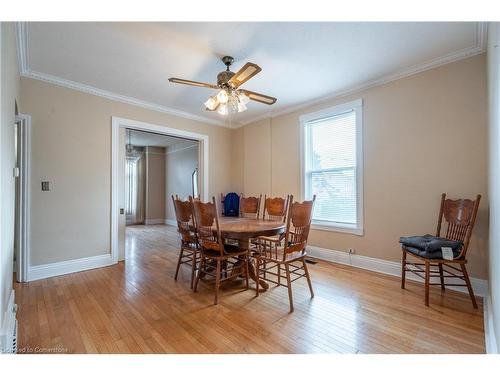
[[217, 216, 286, 290]]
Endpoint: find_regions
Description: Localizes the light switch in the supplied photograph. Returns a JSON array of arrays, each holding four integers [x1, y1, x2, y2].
[[41, 181, 50, 191]]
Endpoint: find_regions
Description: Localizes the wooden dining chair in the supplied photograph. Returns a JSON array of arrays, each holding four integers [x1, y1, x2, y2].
[[401, 193, 481, 308], [262, 195, 290, 222], [240, 194, 262, 219], [255, 195, 316, 313], [172, 195, 199, 289], [192, 197, 250, 305], [252, 195, 290, 278]]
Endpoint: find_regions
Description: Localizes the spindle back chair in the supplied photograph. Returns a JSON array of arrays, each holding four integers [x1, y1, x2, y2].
[[192, 197, 250, 305], [401, 193, 481, 308], [255, 195, 316, 312], [172, 195, 199, 289], [240, 194, 262, 219], [262, 195, 290, 222]]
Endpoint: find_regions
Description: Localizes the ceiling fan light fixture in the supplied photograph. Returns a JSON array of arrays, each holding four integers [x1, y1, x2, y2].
[[217, 103, 228, 115], [217, 89, 229, 104], [237, 91, 250, 105], [204, 96, 218, 111], [237, 102, 247, 113]]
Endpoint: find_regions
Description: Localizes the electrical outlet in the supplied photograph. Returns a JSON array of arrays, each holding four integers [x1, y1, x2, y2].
[[41, 181, 50, 191], [348, 248, 355, 255]]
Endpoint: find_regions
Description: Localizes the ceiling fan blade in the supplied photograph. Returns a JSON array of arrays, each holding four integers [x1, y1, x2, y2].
[[228, 62, 262, 88], [168, 77, 218, 89], [240, 89, 277, 105]]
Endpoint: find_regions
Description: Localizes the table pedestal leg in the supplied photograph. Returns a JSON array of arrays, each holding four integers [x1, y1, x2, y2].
[[232, 239, 269, 291]]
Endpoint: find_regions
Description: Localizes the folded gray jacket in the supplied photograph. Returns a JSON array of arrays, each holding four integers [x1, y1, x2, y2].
[[399, 234, 463, 253]]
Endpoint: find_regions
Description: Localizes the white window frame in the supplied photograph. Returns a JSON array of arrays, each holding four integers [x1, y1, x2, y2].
[[299, 99, 364, 235]]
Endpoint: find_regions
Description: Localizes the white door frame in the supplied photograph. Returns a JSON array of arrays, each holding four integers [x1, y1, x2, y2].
[[15, 113, 31, 282], [111, 116, 209, 264]]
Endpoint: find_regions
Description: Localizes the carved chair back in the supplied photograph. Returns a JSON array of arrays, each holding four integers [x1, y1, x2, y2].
[[191, 196, 224, 256], [172, 195, 196, 244], [240, 194, 262, 219], [436, 193, 481, 258], [283, 195, 316, 260], [263, 195, 290, 222]]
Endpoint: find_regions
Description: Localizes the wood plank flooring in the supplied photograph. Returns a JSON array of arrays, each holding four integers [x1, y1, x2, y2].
[[14, 224, 485, 353]]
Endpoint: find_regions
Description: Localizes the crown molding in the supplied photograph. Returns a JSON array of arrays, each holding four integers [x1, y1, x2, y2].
[[16, 22, 487, 130], [238, 22, 488, 127], [15, 22, 229, 128]]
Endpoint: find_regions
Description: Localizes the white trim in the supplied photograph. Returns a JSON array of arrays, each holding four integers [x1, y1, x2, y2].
[[144, 218, 165, 225], [144, 147, 150, 222], [22, 69, 229, 128], [15, 22, 27, 74], [28, 254, 114, 282], [484, 293, 499, 354], [238, 22, 488, 126], [15, 22, 487, 130], [0, 290, 17, 354], [15, 23, 227, 128], [307, 245, 488, 297], [112, 117, 209, 264], [311, 222, 364, 236], [164, 219, 177, 226], [300, 99, 364, 236], [165, 143, 198, 155], [15, 113, 31, 282]]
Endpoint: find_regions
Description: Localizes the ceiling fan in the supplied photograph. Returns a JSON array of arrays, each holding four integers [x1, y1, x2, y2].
[[168, 56, 277, 116]]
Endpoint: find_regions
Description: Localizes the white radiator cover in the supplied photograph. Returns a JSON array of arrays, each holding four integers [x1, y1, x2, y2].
[[0, 290, 18, 354]]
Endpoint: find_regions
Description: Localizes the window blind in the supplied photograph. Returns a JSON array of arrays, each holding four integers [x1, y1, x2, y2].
[[306, 110, 357, 225]]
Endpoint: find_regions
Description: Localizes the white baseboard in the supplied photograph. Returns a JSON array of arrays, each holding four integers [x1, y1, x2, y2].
[[144, 218, 165, 225], [28, 254, 114, 281], [484, 293, 499, 354], [307, 245, 488, 297], [0, 290, 17, 354], [164, 219, 176, 226]]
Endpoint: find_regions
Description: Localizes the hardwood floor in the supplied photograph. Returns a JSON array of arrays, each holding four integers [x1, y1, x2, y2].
[[14, 224, 485, 354]]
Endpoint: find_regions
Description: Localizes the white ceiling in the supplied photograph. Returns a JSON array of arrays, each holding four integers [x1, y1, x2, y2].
[[20, 22, 485, 126], [128, 130, 198, 148]]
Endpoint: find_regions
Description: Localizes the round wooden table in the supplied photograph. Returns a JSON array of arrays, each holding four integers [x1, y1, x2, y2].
[[218, 217, 285, 290]]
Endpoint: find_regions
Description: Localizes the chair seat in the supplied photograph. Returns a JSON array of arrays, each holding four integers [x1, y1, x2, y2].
[[257, 247, 306, 263], [202, 243, 247, 258], [403, 245, 462, 260], [257, 235, 283, 242], [399, 234, 463, 253]]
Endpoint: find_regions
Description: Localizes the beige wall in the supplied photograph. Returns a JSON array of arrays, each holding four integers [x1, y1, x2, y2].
[[243, 118, 272, 196], [0, 23, 20, 323], [145, 146, 166, 223], [165, 144, 199, 221], [230, 127, 245, 194], [233, 54, 489, 279], [20, 77, 235, 266], [487, 22, 500, 352]]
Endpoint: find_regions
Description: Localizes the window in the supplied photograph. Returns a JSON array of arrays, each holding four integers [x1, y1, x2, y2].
[[300, 99, 363, 235]]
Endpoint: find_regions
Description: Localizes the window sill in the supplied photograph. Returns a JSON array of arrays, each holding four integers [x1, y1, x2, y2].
[[310, 222, 364, 236]]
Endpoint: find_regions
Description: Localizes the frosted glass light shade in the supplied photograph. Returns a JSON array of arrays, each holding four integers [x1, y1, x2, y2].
[[217, 103, 228, 115], [217, 89, 229, 104], [204, 96, 218, 111], [238, 91, 250, 104], [237, 102, 247, 112]]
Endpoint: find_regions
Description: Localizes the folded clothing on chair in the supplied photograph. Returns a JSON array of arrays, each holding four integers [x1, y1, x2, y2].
[[399, 234, 463, 259]]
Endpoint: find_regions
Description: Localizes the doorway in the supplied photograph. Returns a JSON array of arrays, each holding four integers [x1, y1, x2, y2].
[[13, 114, 31, 282], [111, 117, 209, 264]]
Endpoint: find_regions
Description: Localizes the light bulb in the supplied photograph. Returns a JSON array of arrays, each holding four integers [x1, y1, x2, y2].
[[237, 102, 247, 113], [217, 103, 228, 115], [238, 91, 250, 104], [217, 89, 229, 104], [204, 96, 218, 111]]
